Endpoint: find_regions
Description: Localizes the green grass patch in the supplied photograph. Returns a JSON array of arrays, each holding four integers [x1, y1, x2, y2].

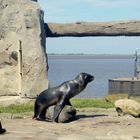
[[71, 98, 114, 108], [0, 103, 34, 114], [0, 95, 140, 114], [0, 98, 114, 114]]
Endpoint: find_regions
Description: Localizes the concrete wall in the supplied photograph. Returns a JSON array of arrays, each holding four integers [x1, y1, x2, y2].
[[109, 79, 140, 96]]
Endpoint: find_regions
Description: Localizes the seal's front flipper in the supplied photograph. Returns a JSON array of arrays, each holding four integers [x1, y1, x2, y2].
[[52, 102, 65, 122], [64, 99, 72, 106]]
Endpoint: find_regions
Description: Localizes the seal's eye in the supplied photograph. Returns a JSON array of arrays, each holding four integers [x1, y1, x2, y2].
[[84, 75, 88, 79]]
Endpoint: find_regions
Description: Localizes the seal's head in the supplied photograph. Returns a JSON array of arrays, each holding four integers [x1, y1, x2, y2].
[[80, 72, 94, 83], [76, 73, 94, 85]]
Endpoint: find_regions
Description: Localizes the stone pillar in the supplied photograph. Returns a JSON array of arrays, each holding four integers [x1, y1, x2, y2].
[[0, 0, 48, 99]]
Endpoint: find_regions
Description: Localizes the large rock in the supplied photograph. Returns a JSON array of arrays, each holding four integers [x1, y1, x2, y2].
[[46, 105, 77, 123], [0, 0, 48, 98], [115, 99, 140, 117], [46, 21, 140, 37]]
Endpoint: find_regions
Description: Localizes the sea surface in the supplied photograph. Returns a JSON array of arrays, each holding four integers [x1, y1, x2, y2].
[[47, 55, 134, 98]]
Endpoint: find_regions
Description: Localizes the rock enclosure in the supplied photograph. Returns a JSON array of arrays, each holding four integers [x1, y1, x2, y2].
[[0, 0, 48, 101]]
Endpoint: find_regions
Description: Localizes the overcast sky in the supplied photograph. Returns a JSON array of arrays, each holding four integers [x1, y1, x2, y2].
[[38, 0, 140, 54]]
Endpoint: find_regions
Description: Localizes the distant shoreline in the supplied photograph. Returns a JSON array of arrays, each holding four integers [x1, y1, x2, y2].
[[48, 54, 134, 59]]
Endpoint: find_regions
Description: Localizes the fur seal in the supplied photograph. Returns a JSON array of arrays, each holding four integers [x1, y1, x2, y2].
[[0, 121, 6, 134], [33, 73, 94, 122]]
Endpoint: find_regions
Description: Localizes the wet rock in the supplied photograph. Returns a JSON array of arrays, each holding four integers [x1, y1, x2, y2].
[[115, 99, 140, 117], [46, 105, 77, 123]]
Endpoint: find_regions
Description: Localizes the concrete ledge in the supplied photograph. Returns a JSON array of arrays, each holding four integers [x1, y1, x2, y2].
[[46, 20, 140, 37], [109, 77, 140, 96], [0, 96, 34, 107]]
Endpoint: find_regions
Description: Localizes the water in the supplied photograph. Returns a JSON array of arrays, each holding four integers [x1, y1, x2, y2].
[[48, 55, 134, 98]]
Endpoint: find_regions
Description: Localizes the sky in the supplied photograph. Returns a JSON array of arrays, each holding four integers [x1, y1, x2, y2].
[[38, 0, 140, 54]]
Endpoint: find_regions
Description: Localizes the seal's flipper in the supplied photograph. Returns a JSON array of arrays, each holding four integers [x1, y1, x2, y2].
[[0, 128, 6, 134], [0, 122, 6, 134], [33, 101, 45, 120], [39, 107, 48, 120], [64, 99, 72, 106], [33, 101, 40, 119], [52, 102, 65, 122]]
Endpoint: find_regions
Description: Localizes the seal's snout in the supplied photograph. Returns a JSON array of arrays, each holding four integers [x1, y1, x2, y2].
[[88, 75, 94, 82], [91, 75, 94, 81]]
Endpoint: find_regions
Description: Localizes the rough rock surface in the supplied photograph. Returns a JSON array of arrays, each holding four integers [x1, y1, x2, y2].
[[0, 96, 34, 107], [0, 108, 140, 140], [0, 0, 48, 98], [46, 21, 140, 37], [115, 99, 140, 117], [46, 105, 77, 123]]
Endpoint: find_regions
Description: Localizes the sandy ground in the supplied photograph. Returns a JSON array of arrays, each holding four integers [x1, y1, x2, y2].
[[0, 108, 140, 140]]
